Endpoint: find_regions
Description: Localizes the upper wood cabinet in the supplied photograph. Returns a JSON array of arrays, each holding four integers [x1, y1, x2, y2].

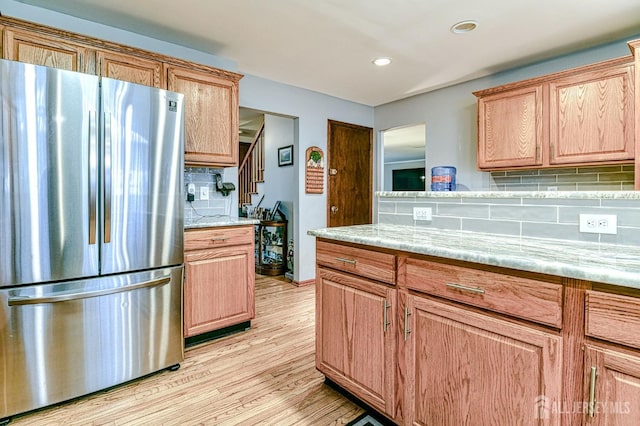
[[0, 15, 243, 168], [1, 27, 92, 72], [474, 56, 635, 171], [477, 85, 543, 169], [167, 66, 240, 167], [549, 64, 634, 165], [97, 50, 163, 88]]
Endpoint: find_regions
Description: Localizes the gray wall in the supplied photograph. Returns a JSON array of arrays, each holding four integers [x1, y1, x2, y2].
[[374, 34, 640, 192], [239, 75, 373, 283], [262, 114, 296, 271]]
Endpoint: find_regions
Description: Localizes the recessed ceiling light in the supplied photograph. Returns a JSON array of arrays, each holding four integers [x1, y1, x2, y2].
[[450, 20, 478, 34], [372, 57, 392, 66]]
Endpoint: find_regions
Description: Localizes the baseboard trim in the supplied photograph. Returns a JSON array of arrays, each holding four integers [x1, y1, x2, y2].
[[291, 278, 315, 287]]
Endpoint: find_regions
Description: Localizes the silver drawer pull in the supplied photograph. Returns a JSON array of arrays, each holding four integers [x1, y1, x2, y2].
[[335, 257, 357, 265], [211, 237, 228, 242], [446, 283, 485, 295]]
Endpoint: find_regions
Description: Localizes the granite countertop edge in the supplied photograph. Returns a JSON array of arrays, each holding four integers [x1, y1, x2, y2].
[[184, 216, 260, 229], [308, 224, 640, 290], [375, 190, 640, 199]]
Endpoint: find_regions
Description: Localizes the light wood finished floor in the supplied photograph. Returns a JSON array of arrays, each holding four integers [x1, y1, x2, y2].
[[11, 275, 365, 425]]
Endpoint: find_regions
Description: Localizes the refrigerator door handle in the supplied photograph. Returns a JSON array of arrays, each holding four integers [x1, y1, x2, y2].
[[7, 276, 171, 306], [88, 110, 98, 245], [104, 112, 112, 244]]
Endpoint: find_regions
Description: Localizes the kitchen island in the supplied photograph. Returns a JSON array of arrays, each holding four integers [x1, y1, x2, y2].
[[310, 223, 640, 425]]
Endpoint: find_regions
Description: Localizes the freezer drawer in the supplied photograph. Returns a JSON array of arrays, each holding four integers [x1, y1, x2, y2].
[[0, 266, 184, 419]]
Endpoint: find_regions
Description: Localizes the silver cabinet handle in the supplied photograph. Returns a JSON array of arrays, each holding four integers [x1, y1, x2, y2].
[[404, 306, 412, 341], [211, 237, 228, 242], [588, 366, 597, 417], [383, 300, 391, 332], [8, 276, 171, 306], [335, 257, 357, 265], [446, 282, 485, 295]]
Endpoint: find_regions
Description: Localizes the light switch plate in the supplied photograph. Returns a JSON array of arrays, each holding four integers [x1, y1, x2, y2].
[[200, 186, 209, 200]]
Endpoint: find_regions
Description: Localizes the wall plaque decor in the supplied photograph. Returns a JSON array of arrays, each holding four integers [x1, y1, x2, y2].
[[305, 146, 324, 194]]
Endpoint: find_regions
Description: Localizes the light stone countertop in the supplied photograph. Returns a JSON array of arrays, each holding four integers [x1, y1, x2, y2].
[[308, 224, 640, 289], [184, 216, 259, 229], [376, 190, 640, 199]]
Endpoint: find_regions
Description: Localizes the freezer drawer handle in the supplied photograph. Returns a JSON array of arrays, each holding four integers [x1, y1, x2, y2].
[[7, 276, 171, 306]]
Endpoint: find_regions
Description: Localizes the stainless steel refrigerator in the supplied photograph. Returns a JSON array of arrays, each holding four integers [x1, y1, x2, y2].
[[0, 59, 185, 420]]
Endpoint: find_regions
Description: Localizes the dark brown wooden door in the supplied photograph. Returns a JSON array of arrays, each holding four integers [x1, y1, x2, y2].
[[327, 120, 373, 227]]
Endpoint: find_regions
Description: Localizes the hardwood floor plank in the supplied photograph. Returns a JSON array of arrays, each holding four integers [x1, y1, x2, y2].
[[10, 275, 364, 425]]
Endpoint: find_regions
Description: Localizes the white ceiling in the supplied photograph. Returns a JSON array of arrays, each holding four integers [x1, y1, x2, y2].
[[15, 0, 640, 106]]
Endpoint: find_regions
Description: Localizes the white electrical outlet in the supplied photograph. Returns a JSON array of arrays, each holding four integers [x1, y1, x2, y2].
[[413, 207, 432, 221], [187, 183, 196, 195], [579, 214, 617, 235], [200, 186, 209, 200]]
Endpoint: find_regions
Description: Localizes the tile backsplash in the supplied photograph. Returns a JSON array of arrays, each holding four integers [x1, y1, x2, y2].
[[490, 165, 634, 191], [184, 167, 233, 220], [377, 191, 640, 246]]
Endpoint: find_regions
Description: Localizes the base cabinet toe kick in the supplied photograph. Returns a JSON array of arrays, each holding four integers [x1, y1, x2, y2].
[[314, 238, 640, 425]]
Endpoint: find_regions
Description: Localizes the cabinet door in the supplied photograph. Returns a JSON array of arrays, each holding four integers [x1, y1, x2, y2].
[[2, 27, 92, 72], [97, 50, 163, 87], [166, 66, 239, 166], [549, 65, 634, 165], [477, 85, 543, 169], [316, 267, 396, 417], [184, 244, 255, 337], [405, 295, 562, 425], [583, 346, 640, 425]]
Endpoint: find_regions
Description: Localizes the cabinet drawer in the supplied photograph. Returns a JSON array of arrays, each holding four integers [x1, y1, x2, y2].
[[586, 291, 640, 350], [403, 257, 563, 327], [316, 240, 396, 284], [185, 226, 253, 251]]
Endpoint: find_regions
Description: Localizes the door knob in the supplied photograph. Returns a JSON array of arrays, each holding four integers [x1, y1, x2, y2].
[[329, 168, 338, 176], [331, 205, 338, 214]]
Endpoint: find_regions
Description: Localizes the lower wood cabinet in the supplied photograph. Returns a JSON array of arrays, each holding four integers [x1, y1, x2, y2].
[[184, 226, 255, 338], [583, 290, 640, 424], [404, 294, 562, 425], [315, 239, 640, 425], [316, 266, 396, 417], [583, 346, 640, 425]]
